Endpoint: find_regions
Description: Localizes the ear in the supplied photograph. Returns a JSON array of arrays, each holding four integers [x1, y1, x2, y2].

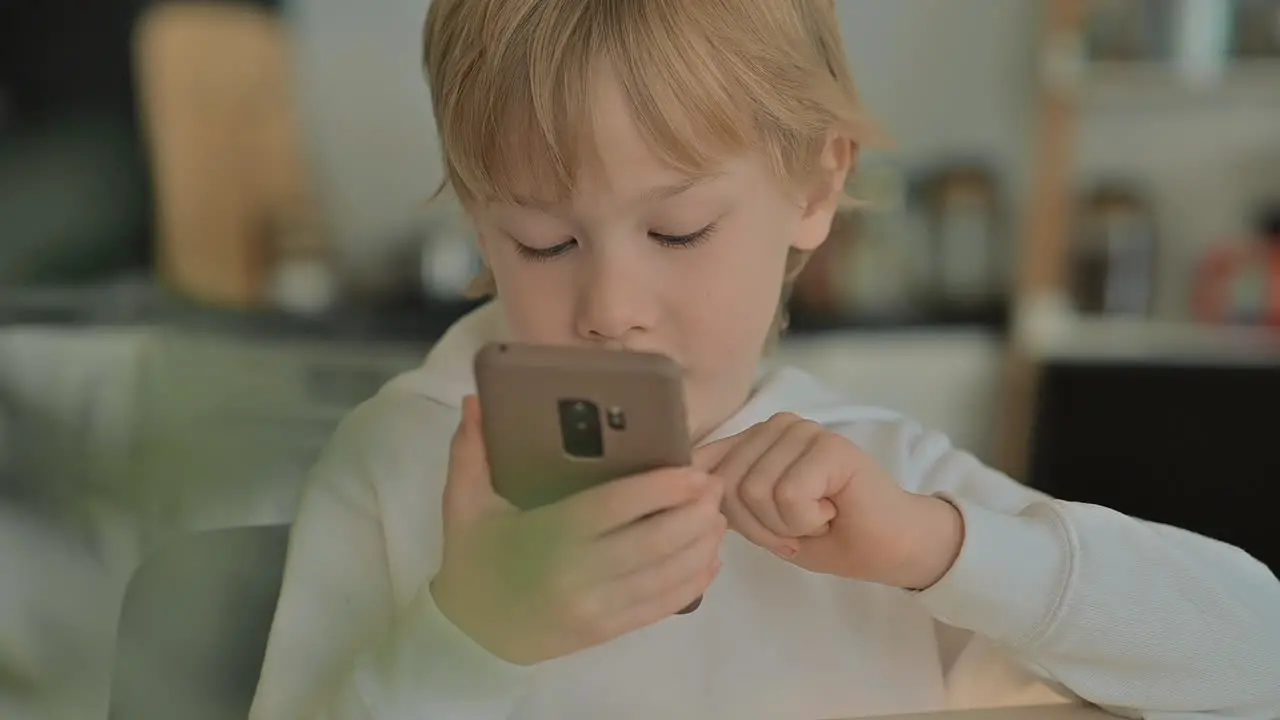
[[793, 135, 858, 253]]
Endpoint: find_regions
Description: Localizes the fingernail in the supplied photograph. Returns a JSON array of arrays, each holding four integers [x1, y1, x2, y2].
[[774, 545, 798, 559]]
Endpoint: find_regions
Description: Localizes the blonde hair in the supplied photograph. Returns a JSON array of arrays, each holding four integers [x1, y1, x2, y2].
[[423, 0, 880, 332]]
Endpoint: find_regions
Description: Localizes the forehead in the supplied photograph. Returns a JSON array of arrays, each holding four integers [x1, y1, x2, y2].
[[498, 66, 742, 208], [575, 71, 711, 201]]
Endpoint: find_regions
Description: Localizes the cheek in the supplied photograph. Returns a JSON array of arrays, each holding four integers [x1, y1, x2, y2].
[[486, 253, 575, 343], [672, 219, 791, 348], [711, 211, 793, 295]]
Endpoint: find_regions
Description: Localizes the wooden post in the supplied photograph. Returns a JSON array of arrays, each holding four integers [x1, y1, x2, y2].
[[997, 0, 1087, 478]]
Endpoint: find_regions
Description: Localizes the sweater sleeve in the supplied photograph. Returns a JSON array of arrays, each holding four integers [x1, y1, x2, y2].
[[903, 425, 1280, 719], [248, 395, 532, 720]]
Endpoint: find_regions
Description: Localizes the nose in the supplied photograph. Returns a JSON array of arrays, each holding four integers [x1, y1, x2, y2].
[[575, 247, 655, 344]]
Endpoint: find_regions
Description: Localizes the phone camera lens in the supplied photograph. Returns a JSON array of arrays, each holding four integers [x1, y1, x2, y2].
[[557, 398, 603, 459]]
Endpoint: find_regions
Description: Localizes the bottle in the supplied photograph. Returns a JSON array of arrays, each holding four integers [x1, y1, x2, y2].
[[922, 163, 1008, 313], [1258, 203, 1280, 325], [1071, 184, 1158, 317], [839, 160, 920, 321]]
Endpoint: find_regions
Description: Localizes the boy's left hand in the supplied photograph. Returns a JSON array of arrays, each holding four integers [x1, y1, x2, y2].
[[694, 413, 964, 590]]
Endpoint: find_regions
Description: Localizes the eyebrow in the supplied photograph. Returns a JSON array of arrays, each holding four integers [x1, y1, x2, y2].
[[510, 172, 722, 208]]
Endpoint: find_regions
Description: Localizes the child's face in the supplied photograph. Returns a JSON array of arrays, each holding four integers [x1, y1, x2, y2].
[[468, 71, 843, 439]]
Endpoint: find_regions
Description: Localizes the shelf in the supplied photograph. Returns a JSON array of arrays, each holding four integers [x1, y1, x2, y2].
[[1074, 57, 1280, 109], [1029, 314, 1280, 366]]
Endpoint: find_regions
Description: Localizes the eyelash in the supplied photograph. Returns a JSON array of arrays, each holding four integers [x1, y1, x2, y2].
[[513, 223, 719, 262]]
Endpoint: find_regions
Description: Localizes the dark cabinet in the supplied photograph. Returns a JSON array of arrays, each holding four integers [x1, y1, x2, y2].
[[1027, 357, 1280, 575]]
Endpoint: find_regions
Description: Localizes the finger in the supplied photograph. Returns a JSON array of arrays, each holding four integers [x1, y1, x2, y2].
[[692, 411, 808, 473], [443, 395, 504, 523], [601, 525, 724, 617], [554, 467, 711, 538], [600, 557, 723, 640], [738, 419, 824, 536], [590, 483, 726, 579], [707, 413, 801, 481], [777, 435, 851, 535], [810, 499, 838, 536], [711, 415, 805, 556], [721, 485, 798, 558], [450, 394, 485, 464]]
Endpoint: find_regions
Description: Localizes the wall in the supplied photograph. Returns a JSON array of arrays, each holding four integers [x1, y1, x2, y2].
[[287, 0, 446, 269], [837, 0, 1040, 200]]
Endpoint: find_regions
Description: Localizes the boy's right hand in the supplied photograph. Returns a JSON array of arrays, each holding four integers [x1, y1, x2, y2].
[[428, 395, 726, 667]]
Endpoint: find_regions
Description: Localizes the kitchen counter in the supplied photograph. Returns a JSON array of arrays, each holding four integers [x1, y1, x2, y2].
[[1022, 302, 1280, 367], [0, 278, 477, 345]]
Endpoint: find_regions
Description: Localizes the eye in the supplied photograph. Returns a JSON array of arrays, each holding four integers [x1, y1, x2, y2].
[[508, 221, 719, 261], [512, 237, 577, 262], [651, 222, 718, 249]]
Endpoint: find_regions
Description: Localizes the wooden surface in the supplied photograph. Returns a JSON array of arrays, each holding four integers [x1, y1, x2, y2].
[[872, 704, 1113, 720]]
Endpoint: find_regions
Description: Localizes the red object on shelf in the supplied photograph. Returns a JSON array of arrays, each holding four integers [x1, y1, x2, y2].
[[1193, 242, 1280, 325], [1270, 248, 1280, 325]]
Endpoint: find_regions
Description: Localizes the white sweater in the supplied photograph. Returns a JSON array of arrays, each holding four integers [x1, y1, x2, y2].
[[249, 303, 1280, 720]]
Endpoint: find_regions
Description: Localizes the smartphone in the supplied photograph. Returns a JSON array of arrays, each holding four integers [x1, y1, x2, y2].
[[473, 341, 703, 613]]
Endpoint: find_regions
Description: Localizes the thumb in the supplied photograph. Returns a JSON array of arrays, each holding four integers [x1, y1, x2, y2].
[[443, 395, 503, 523]]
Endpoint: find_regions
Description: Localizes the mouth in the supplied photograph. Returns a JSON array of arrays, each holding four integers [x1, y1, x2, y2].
[[605, 343, 684, 370]]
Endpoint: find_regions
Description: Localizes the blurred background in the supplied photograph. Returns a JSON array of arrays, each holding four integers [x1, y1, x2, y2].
[[0, 0, 1277, 717]]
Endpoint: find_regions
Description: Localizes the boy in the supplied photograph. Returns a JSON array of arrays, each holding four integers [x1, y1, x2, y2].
[[250, 1, 1280, 718]]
